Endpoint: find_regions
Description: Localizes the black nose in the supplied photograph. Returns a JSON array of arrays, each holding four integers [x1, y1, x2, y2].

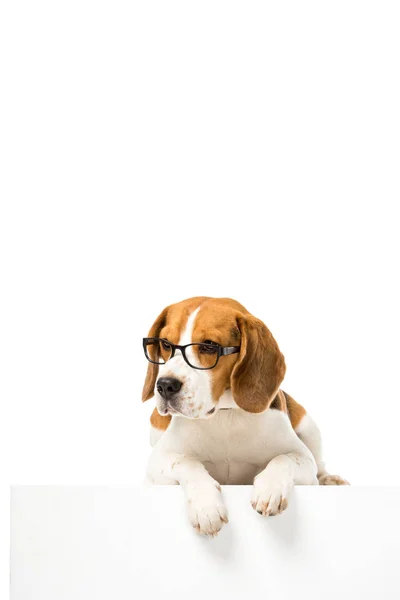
[[156, 377, 182, 400]]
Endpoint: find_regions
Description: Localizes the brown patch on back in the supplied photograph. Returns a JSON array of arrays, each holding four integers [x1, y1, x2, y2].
[[283, 391, 306, 429], [150, 408, 171, 431]]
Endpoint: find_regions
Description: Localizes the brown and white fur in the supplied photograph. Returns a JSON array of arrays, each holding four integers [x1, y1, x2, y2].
[[142, 297, 348, 537]]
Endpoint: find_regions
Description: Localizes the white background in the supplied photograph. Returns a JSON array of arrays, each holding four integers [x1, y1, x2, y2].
[[1, 0, 400, 596]]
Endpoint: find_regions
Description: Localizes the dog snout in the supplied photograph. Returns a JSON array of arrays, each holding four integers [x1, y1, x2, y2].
[[156, 377, 182, 400]]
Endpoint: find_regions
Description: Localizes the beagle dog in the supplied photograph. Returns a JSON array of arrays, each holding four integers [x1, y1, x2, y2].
[[142, 297, 348, 536]]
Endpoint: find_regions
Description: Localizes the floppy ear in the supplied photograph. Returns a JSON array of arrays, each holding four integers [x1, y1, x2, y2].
[[142, 306, 170, 402], [231, 315, 286, 413]]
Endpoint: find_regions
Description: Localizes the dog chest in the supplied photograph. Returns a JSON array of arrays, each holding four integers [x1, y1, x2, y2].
[[168, 407, 303, 467]]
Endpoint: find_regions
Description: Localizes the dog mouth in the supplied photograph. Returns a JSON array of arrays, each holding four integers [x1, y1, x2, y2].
[[158, 398, 217, 418], [161, 401, 187, 417], [164, 405, 216, 418], [166, 406, 185, 416]]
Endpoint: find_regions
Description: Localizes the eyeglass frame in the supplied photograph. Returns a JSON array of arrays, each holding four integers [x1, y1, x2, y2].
[[143, 337, 241, 371]]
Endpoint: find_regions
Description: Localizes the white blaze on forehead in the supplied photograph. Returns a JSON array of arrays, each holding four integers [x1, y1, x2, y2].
[[178, 307, 201, 368], [179, 307, 200, 345], [156, 305, 214, 417]]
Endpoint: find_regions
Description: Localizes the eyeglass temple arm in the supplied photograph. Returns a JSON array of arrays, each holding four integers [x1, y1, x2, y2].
[[220, 346, 240, 356]]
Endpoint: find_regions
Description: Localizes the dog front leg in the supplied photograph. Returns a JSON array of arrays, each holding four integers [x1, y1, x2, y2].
[[251, 451, 318, 516], [146, 450, 228, 536]]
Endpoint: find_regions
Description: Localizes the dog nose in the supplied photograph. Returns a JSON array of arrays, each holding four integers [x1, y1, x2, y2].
[[156, 377, 182, 400]]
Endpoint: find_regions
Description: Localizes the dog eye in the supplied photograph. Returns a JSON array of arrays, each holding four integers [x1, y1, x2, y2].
[[161, 340, 172, 351], [200, 340, 219, 354]]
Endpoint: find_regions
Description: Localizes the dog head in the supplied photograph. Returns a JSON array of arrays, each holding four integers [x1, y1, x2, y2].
[[142, 297, 286, 418]]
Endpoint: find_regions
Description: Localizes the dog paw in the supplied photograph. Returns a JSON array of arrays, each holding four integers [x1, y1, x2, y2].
[[186, 482, 228, 537], [251, 476, 291, 517], [318, 473, 350, 485]]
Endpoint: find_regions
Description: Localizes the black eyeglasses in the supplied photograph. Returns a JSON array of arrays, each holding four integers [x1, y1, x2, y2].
[[143, 337, 240, 370]]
